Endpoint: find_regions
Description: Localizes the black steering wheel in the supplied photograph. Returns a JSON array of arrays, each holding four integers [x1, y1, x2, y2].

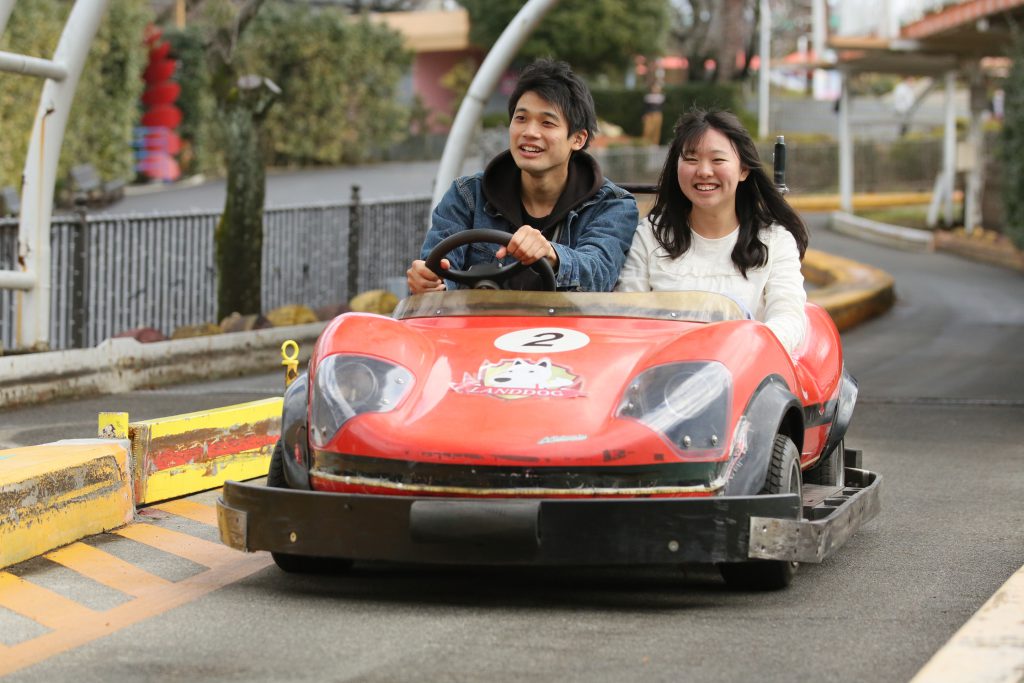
[[424, 228, 557, 292]]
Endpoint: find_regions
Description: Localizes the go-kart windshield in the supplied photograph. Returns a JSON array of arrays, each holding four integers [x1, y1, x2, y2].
[[394, 290, 749, 324]]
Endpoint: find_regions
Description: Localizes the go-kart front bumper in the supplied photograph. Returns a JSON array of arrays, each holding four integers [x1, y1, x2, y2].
[[217, 468, 880, 566]]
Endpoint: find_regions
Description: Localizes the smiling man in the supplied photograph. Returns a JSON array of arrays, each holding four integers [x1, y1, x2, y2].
[[406, 59, 639, 294]]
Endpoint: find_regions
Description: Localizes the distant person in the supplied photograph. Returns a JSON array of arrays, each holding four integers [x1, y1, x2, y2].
[[615, 108, 809, 353], [641, 82, 665, 146], [893, 78, 915, 136], [406, 59, 639, 294]]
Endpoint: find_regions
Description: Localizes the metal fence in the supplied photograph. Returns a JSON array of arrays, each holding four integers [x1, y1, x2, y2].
[[1, 190, 431, 350]]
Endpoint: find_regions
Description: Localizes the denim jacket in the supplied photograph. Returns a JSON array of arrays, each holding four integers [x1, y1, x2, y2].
[[419, 172, 639, 292]]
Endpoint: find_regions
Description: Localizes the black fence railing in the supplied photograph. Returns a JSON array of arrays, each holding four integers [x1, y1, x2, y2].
[[0, 189, 431, 350]]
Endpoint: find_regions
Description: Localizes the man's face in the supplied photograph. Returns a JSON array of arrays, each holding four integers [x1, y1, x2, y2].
[[508, 91, 587, 178]]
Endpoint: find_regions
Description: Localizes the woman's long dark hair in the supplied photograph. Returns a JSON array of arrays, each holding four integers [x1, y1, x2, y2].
[[648, 108, 808, 277]]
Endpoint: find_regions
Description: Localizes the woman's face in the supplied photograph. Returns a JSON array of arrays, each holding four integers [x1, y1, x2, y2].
[[676, 128, 749, 219]]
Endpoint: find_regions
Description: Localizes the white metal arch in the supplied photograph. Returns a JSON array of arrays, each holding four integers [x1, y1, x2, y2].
[[0, 0, 110, 350]]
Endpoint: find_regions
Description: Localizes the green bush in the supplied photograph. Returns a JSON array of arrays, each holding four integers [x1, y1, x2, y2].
[[1001, 36, 1024, 250], [238, 6, 412, 166], [591, 82, 744, 140], [0, 1, 150, 190]]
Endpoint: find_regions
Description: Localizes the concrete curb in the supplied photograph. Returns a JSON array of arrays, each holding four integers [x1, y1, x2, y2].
[[909, 564, 1024, 683], [127, 398, 282, 505], [804, 248, 896, 331], [830, 210, 935, 252], [0, 321, 326, 410], [0, 439, 134, 569]]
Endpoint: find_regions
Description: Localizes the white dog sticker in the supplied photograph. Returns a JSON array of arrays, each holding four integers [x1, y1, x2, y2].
[[452, 358, 583, 400]]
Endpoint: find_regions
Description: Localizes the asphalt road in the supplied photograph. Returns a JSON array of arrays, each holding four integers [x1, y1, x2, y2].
[[1, 215, 1022, 682]]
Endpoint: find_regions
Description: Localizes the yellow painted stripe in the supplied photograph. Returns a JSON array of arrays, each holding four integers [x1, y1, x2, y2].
[[0, 553, 272, 678], [151, 499, 220, 526], [0, 572, 96, 629], [113, 523, 237, 569], [139, 449, 271, 505], [45, 543, 172, 598]]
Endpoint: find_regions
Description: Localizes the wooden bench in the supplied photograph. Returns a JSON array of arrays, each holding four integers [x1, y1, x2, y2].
[[70, 163, 126, 206]]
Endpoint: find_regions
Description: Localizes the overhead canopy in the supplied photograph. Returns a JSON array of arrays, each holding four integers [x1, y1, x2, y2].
[[828, 0, 1024, 74]]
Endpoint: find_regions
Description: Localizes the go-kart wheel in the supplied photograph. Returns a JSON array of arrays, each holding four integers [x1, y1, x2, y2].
[[265, 439, 353, 574], [805, 438, 845, 488], [719, 434, 802, 591], [270, 551, 353, 574], [424, 228, 557, 291]]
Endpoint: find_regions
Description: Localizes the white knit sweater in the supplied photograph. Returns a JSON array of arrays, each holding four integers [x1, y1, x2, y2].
[[615, 219, 808, 353]]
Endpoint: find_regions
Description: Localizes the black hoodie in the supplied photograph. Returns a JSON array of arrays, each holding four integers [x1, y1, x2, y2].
[[481, 149, 604, 241]]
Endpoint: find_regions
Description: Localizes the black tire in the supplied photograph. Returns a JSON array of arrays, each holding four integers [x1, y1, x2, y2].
[[265, 439, 354, 574], [271, 551, 354, 574], [266, 438, 287, 488], [719, 434, 802, 591], [805, 438, 845, 488]]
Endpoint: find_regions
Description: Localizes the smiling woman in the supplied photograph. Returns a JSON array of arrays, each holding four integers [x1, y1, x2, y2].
[[615, 108, 810, 354]]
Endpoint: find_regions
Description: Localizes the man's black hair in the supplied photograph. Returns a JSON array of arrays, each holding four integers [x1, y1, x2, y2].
[[507, 59, 597, 151]]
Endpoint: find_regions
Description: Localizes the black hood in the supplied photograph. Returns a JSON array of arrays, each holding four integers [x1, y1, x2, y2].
[[482, 150, 604, 235]]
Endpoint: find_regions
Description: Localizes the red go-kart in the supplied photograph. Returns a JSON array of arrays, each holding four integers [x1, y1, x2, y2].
[[218, 229, 881, 590]]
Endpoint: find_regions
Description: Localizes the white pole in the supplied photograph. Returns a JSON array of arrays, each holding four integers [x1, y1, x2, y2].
[[942, 69, 957, 226], [16, 0, 110, 350], [838, 74, 853, 213], [432, 0, 561, 208], [964, 65, 985, 235], [0, 0, 16, 35], [758, 0, 771, 140], [812, 0, 826, 57]]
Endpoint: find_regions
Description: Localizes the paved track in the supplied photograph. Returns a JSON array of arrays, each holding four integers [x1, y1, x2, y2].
[[0, 215, 1022, 682]]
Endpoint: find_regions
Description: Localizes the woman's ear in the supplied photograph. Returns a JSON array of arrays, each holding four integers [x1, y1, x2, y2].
[[740, 166, 750, 181]]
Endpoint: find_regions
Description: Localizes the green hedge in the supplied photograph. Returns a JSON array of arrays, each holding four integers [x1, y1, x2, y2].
[[591, 82, 745, 140], [0, 1, 150, 191], [1001, 36, 1024, 250]]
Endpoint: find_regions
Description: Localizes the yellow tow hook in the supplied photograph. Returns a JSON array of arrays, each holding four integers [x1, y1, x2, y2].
[[281, 340, 300, 388]]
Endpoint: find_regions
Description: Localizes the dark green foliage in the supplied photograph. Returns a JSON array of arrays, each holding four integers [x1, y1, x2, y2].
[[0, 1, 151, 189], [237, 5, 411, 166], [460, 0, 668, 78], [591, 82, 744, 138], [1000, 35, 1024, 250]]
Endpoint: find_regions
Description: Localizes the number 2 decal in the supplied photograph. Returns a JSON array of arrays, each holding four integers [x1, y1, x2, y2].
[[494, 328, 590, 353], [522, 332, 564, 347]]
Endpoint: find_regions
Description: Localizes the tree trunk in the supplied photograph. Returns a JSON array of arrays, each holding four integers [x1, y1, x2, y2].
[[215, 96, 266, 319]]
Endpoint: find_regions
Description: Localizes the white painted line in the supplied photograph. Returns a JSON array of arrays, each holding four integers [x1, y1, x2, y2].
[[910, 564, 1024, 683]]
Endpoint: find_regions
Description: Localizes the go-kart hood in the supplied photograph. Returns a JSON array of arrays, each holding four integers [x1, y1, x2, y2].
[[308, 291, 793, 471]]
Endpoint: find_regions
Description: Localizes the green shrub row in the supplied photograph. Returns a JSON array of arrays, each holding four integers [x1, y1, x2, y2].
[[591, 82, 746, 141], [0, 2, 413, 190], [0, 1, 150, 192]]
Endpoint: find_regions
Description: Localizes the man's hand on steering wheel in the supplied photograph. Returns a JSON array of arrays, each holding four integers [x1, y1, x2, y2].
[[407, 258, 447, 295], [416, 228, 557, 292], [496, 225, 559, 271]]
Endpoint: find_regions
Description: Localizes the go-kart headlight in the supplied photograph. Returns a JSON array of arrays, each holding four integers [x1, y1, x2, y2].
[[309, 354, 413, 448], [617, 362, 732, 452]]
